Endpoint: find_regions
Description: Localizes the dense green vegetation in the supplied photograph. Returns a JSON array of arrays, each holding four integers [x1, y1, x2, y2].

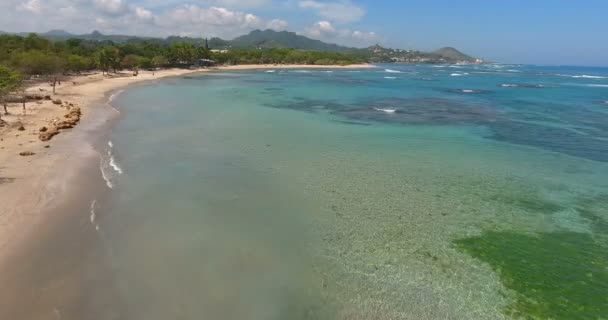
[[455, 231, 608, 319], [0, 33, 365, 76], [0, 32, 365, 104]]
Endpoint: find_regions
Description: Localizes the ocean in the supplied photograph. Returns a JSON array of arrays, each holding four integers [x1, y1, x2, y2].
[[95, 64, 608, 319]]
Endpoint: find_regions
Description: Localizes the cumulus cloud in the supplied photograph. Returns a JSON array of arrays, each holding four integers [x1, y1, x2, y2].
[[17, 0, 42, 14], [267, 19, 289, 31], [1, 0, 380, 46], [160, 5, 264, 32], [134, 6, 154, 23], [304, 20, 378, 47], [298, 0, 364, 23], [94, 0, 127, 16]]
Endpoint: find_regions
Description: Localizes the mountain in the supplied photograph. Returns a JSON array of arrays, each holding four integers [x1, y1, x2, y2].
[[42, 29, 74, 37], [432, 47, 474, 61], [230, 29, 351, 52]]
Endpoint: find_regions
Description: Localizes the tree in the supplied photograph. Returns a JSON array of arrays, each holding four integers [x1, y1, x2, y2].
[[151, 55, 168, 68], [66, 55, 92, 73], [0, 65, 22, 119], [168, 42, 196, 65]]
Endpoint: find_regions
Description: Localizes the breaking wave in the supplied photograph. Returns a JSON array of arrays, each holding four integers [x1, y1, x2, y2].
[[373, 107, 397, 114], [384, 69, 402, 73], [99, 140, 123, 189], [89, 200, 100, 231]]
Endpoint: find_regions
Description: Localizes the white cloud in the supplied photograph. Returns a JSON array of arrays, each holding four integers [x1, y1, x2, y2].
[[134, 6, 154, 23], [0, 0, 379, 46], [58, 5, 78, 16], [94, 0, 127, 16], [17, 0, 42, 14], [267, 19, 289, 31], [304, 20, 378, 47], [298, 0, 364, 23]]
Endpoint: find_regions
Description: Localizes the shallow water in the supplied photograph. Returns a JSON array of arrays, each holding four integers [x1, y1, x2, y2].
[[98, 64, 608, 319]]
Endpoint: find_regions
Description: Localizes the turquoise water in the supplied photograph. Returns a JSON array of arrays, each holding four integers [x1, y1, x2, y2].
[[99, 64, 608, 319]]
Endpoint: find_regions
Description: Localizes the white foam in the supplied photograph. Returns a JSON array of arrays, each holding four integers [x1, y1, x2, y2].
[[373, 107, 396, 114], [89, 200, 100, 231], [108, 89, 124, 102], [265, 70, 276, 73], [90, 200, 96, 223], [556, 74, 608, 79], [461, 89, 475, 93], [451, 73, 468, 76], [384, 69, 402, 73], [572, 75, 607, 79], [384, 76, 397, 79], [586, 84, 608, 87], [501, 84, 518, 87], [99, 159, 113, 189], [109, 155, 123, 175], [106, 140, 123, 175]]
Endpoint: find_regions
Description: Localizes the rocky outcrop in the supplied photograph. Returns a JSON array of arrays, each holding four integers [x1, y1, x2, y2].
[[38, 106, 82, 141], [38, 127, 59, 141]]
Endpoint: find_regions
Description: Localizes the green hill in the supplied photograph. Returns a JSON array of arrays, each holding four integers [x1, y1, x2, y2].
[[230, 29, 350, 52], [432, 47, 475, 61]]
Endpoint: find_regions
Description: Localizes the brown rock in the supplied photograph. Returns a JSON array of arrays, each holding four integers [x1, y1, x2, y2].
[[55, 121, 74, 129], [44, 95, 51, 100], [39, 127, 59, 141], [17, 125, 25, 131], [39, 126, 48, 132], [44, 145, 50, 148], [19, 151, 35, 156], [52, 99, 62, 105]]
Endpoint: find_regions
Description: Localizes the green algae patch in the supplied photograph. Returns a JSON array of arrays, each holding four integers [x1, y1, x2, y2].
[[455, 231, 608, 319]]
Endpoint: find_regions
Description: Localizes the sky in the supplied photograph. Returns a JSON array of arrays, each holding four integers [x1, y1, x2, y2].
[[1, 0, 607, 66]]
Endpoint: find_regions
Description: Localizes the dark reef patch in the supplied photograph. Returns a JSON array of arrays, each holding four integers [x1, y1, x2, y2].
[[455, 231, 608, 320], [268, 97, 499, 126], [488, 120, 608, 162], [265, 93, 608, 162], [339, 98, 499, 125]]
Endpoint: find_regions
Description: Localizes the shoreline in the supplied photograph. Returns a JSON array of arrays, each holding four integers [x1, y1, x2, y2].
[[0, 63, 375, 256], [0, 63, 374, 318]]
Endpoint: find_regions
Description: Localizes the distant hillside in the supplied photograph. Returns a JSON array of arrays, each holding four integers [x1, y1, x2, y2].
[[0, 29, 480, 63], [432, 47, 474, 61], [230, 29, 350, 52]]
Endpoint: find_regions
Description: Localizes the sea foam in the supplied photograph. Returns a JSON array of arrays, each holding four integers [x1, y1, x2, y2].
[[373, 107, 397, 114], [89, 200, 100, 231], [384, 69, 402, 73], [109, 89, 124, 102]]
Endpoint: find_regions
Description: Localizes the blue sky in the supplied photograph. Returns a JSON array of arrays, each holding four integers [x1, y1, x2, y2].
[[1, 0, 607, 66]]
